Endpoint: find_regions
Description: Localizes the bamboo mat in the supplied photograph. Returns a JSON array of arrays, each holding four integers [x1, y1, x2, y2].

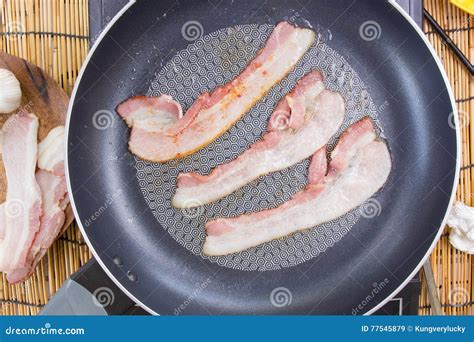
[[0, 0, 472, 316], [419, 0, 474, 315], [0, 0, 91, 315]]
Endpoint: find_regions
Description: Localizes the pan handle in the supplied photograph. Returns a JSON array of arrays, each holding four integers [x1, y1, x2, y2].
[[40, 258, 137, 315]]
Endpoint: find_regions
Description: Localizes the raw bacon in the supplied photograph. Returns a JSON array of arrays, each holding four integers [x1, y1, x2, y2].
[[0, 114, 42, 272], [6, 170, 68, 283], [203, 118, 392, 256], [0, 122, 69, 283], [116, 21, 316, 162], [37, 126, 65, 176], [173, 71, 345, 208], [4, 126, 68, 283]]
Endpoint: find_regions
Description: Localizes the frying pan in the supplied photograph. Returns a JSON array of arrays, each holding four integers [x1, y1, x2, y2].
[[58, 0, 459, 315]]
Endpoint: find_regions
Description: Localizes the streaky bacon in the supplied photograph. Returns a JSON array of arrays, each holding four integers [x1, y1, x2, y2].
[[116, 21, 316, 162], [203, 118, 392, 256], [6, 170, 68, 283], [0, 114, 42, 272], [173, 71, 345, 207], [5, 126, 69, 283], [37, 126, 65, 176]]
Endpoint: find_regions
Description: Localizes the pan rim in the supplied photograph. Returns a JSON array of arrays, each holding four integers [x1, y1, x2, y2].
[[63, 0, 159, 315], [364, 0, 460, 315], [64, 0, 460, 316]]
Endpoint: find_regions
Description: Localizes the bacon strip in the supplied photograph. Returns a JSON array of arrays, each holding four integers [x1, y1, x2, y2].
[[0, 114, 42, 272], [116, 22, 316, 162], [173, 71, 345, 208], [203, 118, 392, 256], [6, 170, 68, 283], [37, 126, 65, 176], [5, 126, 68, 283]]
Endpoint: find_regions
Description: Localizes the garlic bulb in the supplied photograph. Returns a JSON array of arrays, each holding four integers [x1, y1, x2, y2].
[[0, 68, 22, 114], [447, 202, 474, 254]]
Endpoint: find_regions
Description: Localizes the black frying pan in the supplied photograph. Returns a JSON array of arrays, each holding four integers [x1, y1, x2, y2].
[[63, 0, 458, 315]]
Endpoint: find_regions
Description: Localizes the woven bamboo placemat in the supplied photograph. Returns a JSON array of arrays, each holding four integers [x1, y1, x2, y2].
[[0, 0, 472, 316], [419, 0, 473, 316], [0, 0, 91, 315]]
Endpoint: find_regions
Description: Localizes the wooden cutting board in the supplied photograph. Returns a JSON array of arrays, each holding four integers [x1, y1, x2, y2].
[[0, 51, 73, 228]]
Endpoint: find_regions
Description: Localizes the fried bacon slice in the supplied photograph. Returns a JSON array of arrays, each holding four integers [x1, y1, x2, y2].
[[203, 118, 392, 256], [116, 22, 316, 162]]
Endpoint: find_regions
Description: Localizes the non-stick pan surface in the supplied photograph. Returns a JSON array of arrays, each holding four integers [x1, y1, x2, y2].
[[66, 0, 458, 314]]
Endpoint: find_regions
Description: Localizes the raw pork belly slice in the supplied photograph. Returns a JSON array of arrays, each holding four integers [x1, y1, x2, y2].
[[37, 126, 65, 176], [6, 170, 68, 283], [116, 21, 316, 162], [173, 71, 345, 207], [203, 118, 392, 256], [6, 126, 68, 283], [0, 114, 42, 272]]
